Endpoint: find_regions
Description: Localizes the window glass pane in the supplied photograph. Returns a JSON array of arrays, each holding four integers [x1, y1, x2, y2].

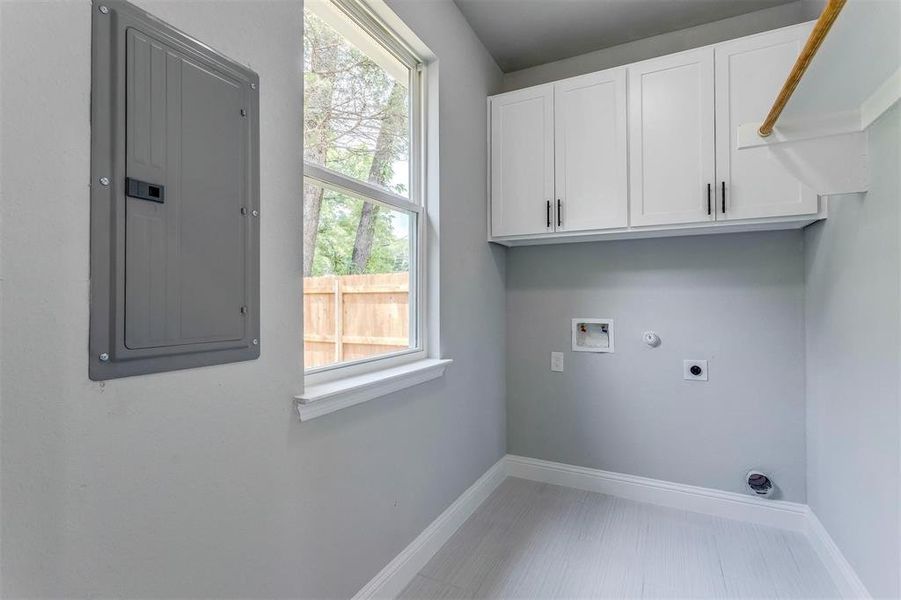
[[303, 6, 411, 197], [303, 182, 414, 370]]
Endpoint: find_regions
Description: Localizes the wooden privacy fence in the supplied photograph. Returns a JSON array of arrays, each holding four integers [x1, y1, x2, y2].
[[303, 272, 410, 369]]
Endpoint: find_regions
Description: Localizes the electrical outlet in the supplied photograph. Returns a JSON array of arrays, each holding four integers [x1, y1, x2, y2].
[[683, 359, 708, 381], [550, 352, 564, 372]]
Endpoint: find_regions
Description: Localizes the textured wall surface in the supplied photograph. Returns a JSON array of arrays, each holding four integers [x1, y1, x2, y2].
[[805, 104, 901, 598], [0, 0, 504, 597], [506, 231, 808, 502]]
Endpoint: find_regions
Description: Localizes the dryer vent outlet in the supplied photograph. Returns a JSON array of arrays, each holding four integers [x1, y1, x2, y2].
[[746, 471, 774, 498]]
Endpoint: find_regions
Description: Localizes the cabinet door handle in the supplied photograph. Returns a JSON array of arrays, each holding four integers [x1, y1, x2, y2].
[[557, 199, 562, 227], [546, 200, 551, 228], [722, 181, 726, 214], [707, 183, 711, 216]]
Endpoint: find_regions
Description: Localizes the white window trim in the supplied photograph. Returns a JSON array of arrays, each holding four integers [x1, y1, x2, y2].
[[297, 0, 445, 420], [296, 358, 452, 421]]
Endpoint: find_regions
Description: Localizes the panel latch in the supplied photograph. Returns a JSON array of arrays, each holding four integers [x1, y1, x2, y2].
[[126, 177, 165, 203]]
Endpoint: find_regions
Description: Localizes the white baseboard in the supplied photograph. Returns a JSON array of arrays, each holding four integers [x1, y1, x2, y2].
[[354, 454, 870, 599], [352, 457, 507, 600], [505, 454, 809, 532], [805, 509, 871, 599]]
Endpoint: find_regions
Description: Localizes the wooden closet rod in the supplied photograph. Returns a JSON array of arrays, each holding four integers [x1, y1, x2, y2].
[[758, 0, 847, 137]]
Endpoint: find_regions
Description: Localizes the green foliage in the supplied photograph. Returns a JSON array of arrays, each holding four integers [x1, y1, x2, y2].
[[303, 8, 412, 276], [302, 8, 409, 185], [311, 191, 410, 277]]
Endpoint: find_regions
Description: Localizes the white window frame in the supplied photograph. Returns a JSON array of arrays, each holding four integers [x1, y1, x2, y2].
[[301, 0, 435, 391]]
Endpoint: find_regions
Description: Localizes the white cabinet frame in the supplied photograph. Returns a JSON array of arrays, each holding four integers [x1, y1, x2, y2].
[[489, 85, 555, 237], [628, 48, 716, 227], [555, 69, 628, 232], [714, 24, 819, 221], [486, 21, 826, 247]]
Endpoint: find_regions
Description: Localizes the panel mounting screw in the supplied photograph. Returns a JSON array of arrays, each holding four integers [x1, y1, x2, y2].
[[252, 338, 259, 346], [240, 109, 247, 117], [99, 352, 110, 362], [240, 306, 248, 314], [251, 209, 259, 217], [250, 83, 256, 90], [99, 177, 110, 186], [241, 207, 248, 215], [98, 5, 109, 14]]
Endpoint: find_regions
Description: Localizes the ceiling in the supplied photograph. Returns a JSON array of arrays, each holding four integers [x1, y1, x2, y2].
[[454, 0, 798, 72]]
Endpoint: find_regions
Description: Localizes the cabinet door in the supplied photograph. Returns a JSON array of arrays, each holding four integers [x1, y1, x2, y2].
[[554, 68, 627, 232], [490, 85, 555, 237], [629, 48, 715, 227], [715, 25, 817, 220]]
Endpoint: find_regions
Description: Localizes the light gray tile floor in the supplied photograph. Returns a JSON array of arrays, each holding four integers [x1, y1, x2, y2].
[[398, 478, 839, 599]]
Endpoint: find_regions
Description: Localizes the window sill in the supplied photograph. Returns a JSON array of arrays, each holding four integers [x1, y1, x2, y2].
[[294, 358, 452, 421]]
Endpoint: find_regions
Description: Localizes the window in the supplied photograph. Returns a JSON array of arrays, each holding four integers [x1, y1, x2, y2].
[[303, 0, 424, 375]]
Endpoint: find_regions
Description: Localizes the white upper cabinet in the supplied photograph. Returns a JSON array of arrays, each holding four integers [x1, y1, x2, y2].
[[490, 85, 555, 237], [487, 21, 825, 246], [628, 48, 715, 227], [714, 25, 818, 220], [554, 68, 628, 232]]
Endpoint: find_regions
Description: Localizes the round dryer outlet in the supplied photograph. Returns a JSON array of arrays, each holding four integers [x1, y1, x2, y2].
[[746, 471, 774, 498]]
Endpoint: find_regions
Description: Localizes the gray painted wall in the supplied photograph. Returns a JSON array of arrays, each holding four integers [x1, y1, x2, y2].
[[506, 232, 808, 501], [501, 0, 823, 91], [804, 104, 901, 598], [0, 0, 505, 597]]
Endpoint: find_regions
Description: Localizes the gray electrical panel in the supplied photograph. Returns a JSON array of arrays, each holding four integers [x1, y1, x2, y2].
[[90, 0, 260, 380]]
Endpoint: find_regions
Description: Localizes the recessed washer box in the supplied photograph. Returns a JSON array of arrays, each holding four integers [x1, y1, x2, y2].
[[89, 0, 260, 380], [572, 318, 614, 353]]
